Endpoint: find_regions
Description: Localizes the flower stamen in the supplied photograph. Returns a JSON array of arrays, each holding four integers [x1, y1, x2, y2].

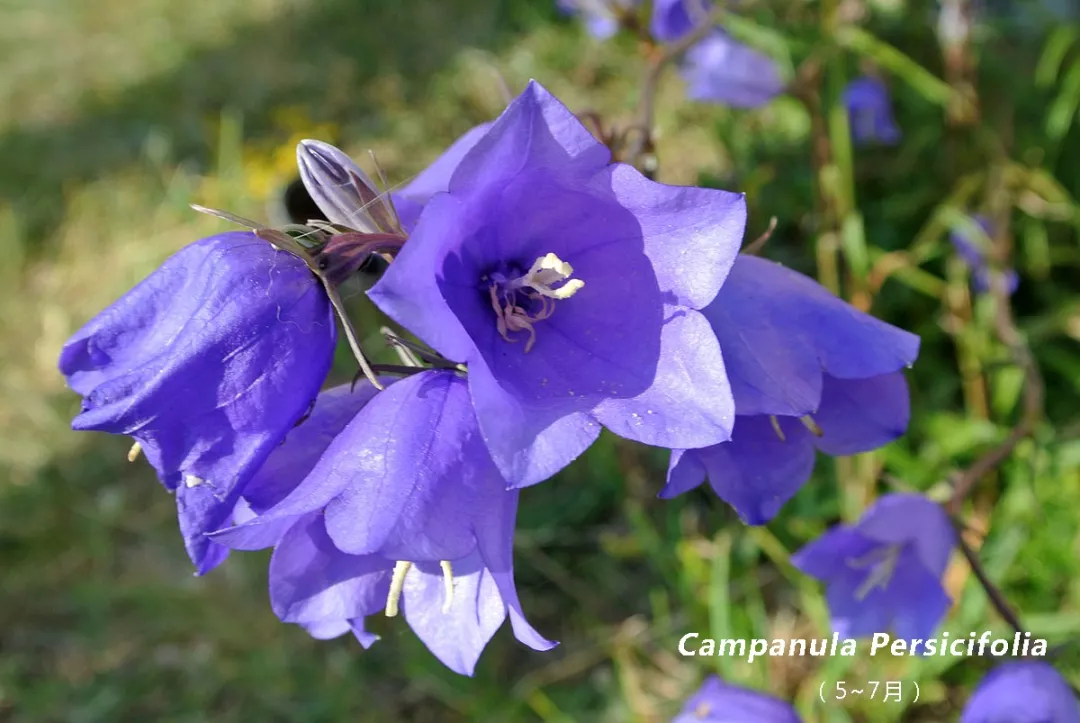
[[487, 253, 582, 353], [847, 544, 903, 601], [800, 414, 824, 437], [440, 560, 454, 613], [769, 416, 786, 442], [385, 560, 412, 617], [127, 441, 142, 462]]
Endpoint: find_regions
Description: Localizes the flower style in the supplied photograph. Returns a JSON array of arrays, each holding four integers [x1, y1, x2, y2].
[[212, 371, 554, 675], [680, 32, 784, 108], [367, 81, 747, 488], [843, 76, 901, 146], [949, 214, 1019, 295], [651, 0, 712, 43], [661, 254, 919, 524], [961, 662, 1080, 722], [791, 494, 955, 640], [557, 0, 635, 39], [58, 231, 337, 573], [672, 676, 801, 723]]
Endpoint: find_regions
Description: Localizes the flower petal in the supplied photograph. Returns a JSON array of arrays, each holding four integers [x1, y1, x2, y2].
[[474, 485, 556, 651], [605, 163, 745, 309], [448, 80, 610, 193], [393, 123, 493, 231], [812, 372, 911, 456], [591, 307, 734, 448], [706, 255, 919, 416], [856, 494, 955, 578], [468, 360, 600, 488], [681, 32, 784, 108], [885, 547, 951, 640], [402, 554, 506, 677], [269, 514, 392, 625], [673, 675, 801, 723], [673, 415, 816, 524], [660, 448, 708, 499], [961, 663, 1080, 723]]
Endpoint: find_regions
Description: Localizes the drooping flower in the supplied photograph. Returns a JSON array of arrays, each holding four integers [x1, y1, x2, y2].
[[367, 80, 747, 488], [791, 494, 955, 640], [557, 0, 635, 39], [961, 662, 1080, 722], [661, 254, 919, 524], [843, 76, 901, 146], [651, 0, 712, 43], [949, 214, 1019, 295], [58, 231, 337, 573], [212, 371, 554, 675], [672, 676, 801, 723], [680, 32, 784, 108]]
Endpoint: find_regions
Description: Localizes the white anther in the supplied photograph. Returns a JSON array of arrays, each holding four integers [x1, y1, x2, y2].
[[127, 441, 143, 462], [769, 416, 787, 442], [183, 474, 205, 488], [385, 560, 413, 617], [440, 560, 454, 613], [521, 253, 585, 299], [800, 414, 824, 437]]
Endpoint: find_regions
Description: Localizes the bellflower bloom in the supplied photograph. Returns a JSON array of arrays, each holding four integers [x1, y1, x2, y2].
[[557, 0, 634, 39], [949, 214, 1019, 295], [961, 662, 1080, 722], [58, 231, 337, 573], [791, 494, 955, 640], [681, 32, 784, 108], [213, 371, 554, 675], [368, 81, 746, 488], [662, 255, 919, 524], [672, 676, 801, 723], [651, 0, 712, 42], [843, 77, 901, 146]]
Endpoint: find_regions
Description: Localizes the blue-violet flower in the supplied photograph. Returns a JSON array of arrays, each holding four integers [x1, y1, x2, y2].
[[949, 214, 1019, 295], [681, 32, 784, 108], [367, 80, 747, 487], [791, 493, 955, 640], [58, 231, 337, 573], [843, 76, 901, 146], [961, 662, 1080, 722], [662, 254, 919, 524], [213, 371, 554, 675]]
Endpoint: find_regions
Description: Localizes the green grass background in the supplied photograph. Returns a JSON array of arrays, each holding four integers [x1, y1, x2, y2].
[[1, 0, 1079, 720]]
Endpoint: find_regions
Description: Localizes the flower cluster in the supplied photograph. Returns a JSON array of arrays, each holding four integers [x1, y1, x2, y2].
[[60, 79, 924, 675]]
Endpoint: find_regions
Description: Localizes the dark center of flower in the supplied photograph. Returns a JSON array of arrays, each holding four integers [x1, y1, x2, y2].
[[481, 253, 584, 353]]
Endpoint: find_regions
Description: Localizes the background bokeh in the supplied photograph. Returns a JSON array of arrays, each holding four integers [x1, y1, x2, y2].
[[2, 0, 1079, 720]]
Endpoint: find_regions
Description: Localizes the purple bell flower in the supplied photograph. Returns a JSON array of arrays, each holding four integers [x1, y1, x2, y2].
[[662, 254, 919, 524], [58, 231, 337, 573], [949, 214, 1019, 295], [672, 676, 801, 723], [368, 81, 747, 488], [961, 662, 1080, 722], [843, 76, 901, 146], [557, 0, 635, 39], [651, 0, 712, 43], [213, 371, 554, 675], [680, 32, 784, 108], [791, 494, 955, 640]]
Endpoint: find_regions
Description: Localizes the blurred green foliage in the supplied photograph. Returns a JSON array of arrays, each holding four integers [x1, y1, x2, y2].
[[1, 0, 1078, 721]]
